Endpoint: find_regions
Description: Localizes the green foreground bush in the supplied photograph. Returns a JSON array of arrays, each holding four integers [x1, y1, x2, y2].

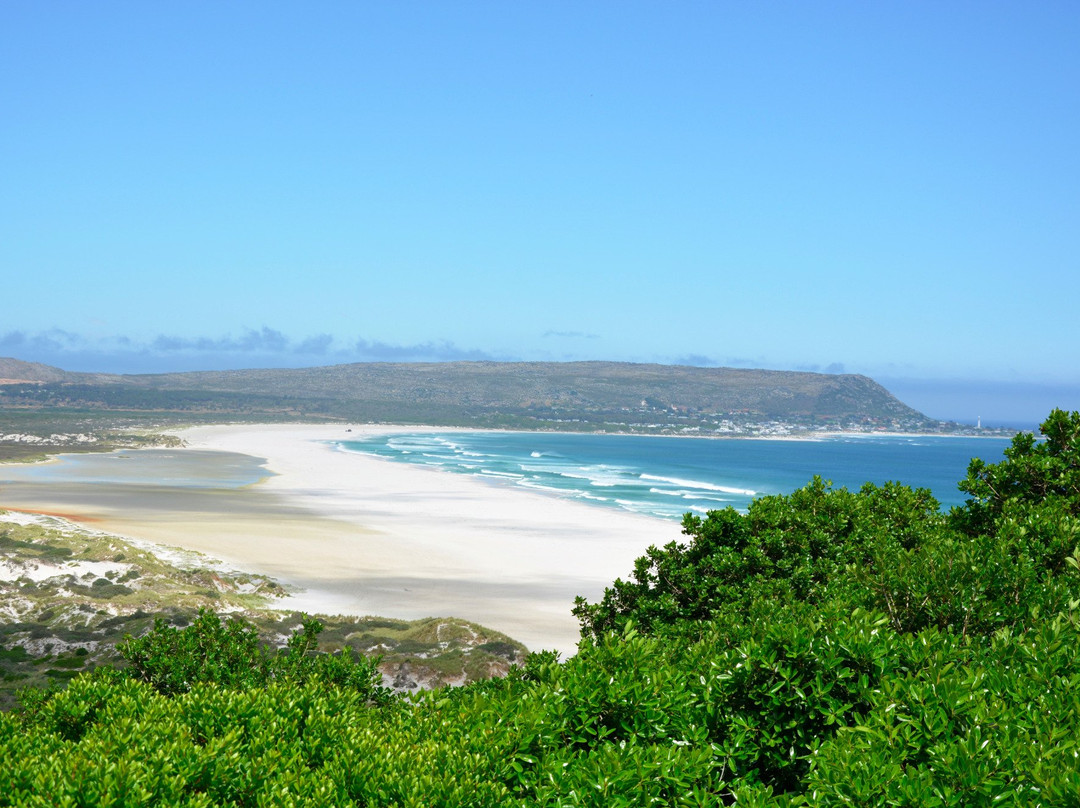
[[3, 410, 1080, 806]]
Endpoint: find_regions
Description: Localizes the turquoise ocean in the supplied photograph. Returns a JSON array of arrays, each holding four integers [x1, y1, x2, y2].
[[339, 432, 1016, 521]]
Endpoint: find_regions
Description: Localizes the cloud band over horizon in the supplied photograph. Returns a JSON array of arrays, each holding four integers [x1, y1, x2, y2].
[[0, 327, 504, 372]]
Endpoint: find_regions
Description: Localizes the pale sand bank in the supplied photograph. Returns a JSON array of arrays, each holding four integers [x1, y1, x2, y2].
[[1, 425, 681, 655]]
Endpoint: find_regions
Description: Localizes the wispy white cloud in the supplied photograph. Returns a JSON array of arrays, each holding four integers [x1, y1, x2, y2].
[[0, 328, 500, 373], [0, 328, 87, 352], [673, 353, 720, 367], [352, 338, 497, 362], [673, 354, 768, 369], [296, 334, 334, 355], [542, 330, 600, 340], [795, 362, 847, 374], [151, 327, 293, 354]]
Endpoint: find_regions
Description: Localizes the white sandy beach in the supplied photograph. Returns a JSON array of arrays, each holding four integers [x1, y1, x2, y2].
[[2, 425, 681, 655]]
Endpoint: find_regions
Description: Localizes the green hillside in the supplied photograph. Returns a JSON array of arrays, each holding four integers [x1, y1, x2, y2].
[[1, 357, 945, 438]]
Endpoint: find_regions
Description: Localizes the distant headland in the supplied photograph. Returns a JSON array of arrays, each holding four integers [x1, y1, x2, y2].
[[0, 356, 1006, 461]]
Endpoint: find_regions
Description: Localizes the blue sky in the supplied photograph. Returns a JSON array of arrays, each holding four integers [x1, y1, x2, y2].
[[1, 2, 1077, 426]]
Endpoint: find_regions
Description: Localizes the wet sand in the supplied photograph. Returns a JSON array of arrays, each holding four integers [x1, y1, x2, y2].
[[0, 425, 680, 655]]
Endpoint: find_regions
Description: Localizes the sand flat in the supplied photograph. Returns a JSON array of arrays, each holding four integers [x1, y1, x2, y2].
[[0, 424, 681, 655]]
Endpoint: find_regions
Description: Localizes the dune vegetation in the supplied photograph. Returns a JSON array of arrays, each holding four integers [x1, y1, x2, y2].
[[0, 515, 527, 711]]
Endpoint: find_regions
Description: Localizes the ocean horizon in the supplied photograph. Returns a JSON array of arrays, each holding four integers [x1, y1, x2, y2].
[[338, 431, 1017, 521]]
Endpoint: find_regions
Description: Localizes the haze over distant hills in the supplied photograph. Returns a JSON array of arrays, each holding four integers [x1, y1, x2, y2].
[[0, 356, 949, 435]]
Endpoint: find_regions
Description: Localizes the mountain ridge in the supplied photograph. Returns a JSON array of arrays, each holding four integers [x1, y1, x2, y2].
[[0, 356, 935, 432]]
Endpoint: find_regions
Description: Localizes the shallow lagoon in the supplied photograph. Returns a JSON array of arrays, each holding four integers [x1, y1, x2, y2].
[[0, 449, 284, 520]]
